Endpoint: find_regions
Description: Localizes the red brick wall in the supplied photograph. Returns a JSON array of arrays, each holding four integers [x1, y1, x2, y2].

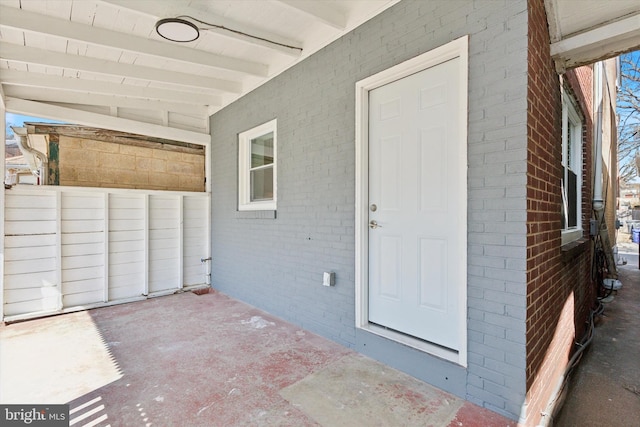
[[565, 66, 596, 349], [525, 1, 597, 425]]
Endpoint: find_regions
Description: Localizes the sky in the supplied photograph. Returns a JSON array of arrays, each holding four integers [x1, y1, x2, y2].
[[5, 113, 64, 139], [618, 50, 640, 182]]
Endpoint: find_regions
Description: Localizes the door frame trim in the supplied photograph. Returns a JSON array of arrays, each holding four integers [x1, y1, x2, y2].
[[355, 35, 468, 366]]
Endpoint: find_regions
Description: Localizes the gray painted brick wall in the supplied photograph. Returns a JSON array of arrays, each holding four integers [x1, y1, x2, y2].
[[210, 0, 528, 420]]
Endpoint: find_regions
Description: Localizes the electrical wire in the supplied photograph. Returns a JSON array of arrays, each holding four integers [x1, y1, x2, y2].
[[593, 233, 615, 300], [176, 15, 303, 51], [539, 301, 602, 426]]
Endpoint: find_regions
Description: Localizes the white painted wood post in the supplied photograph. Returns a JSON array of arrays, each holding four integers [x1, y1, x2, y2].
[[103, 192, 110, 303], [205, 143, 211, 193], [179, 195, 184, 290], [206, 193, 212, 285], [0, 96, 5, 321], [55, 191, 63, 311], [143, 193, 149, 296]]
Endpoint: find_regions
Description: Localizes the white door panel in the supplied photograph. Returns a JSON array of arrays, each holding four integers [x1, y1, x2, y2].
[[368, 58, 462, 350]]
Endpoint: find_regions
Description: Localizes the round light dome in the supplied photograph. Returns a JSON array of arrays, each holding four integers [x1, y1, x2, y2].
[[155, 18, 199, 42]]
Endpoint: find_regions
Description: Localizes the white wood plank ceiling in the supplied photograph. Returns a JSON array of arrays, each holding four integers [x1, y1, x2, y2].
[[0, 0, 399, 143], [545, 0, 640, 71], [1, 0, 638, 143]]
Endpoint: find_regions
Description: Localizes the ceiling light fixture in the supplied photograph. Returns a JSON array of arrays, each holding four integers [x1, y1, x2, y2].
[[154, 15, 302, 51], [155, 18, 200, 42]]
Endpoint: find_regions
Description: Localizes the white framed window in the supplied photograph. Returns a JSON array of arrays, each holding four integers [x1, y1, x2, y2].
[[238, 119, 277, 211], [561, 92, 582, 245]]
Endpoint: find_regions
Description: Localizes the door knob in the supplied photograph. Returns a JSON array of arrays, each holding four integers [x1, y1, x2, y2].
[[369, 220, 381, 229]]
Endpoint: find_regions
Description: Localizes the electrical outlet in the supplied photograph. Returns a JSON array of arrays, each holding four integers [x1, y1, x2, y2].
[[323, 272, 335, 287]]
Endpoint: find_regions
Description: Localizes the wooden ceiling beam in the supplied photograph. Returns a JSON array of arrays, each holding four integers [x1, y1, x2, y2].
[[0, 5, 268, 77], [99, 0, 304, 57], [2, 86, 210, 116], [275, 0, 346, 30], [6, 97, 211, 146], [550, 12, 640, 71], [0, 69, 220, 106], [0, 42, 242, 94], [27, 124, 205, 154]]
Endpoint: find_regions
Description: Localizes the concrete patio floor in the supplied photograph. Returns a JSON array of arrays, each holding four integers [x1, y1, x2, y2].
[[0, 289, 514, 427]]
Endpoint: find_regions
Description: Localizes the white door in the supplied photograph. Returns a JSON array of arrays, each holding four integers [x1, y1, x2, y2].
[[368, 57, 464, 351]]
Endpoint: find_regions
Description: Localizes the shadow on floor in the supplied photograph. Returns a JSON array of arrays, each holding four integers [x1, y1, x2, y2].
[[1, 290, 513, 426]]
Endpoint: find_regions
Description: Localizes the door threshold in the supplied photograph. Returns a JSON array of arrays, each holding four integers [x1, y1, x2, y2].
[[362, 323, 461, 365]]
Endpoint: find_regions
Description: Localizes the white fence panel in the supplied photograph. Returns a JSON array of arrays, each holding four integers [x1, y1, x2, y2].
[[108, 193, 146, 301], [184, 195, 209, 286], [61, 192, 105, 308], [3, 191, 59, 317], [3, 187, 210, 321], [148, 195, 181, 294]]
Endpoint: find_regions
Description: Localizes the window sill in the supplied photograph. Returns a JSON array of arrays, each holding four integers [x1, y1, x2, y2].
[[235, 210, 276, 219], [561, 237, 589, 261]]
